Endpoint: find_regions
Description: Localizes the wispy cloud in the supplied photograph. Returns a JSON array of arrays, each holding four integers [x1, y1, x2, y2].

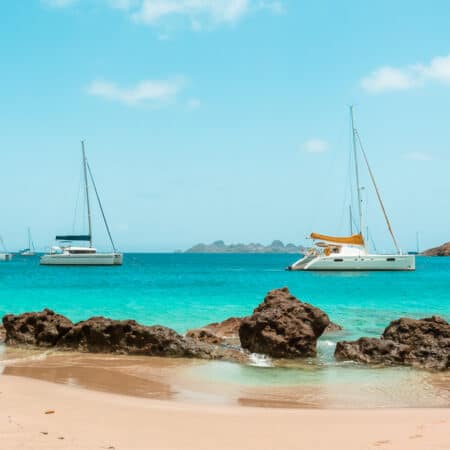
[[43, 0, 284, 29], [131, 0, 251, 26], [86, 77, 185, 106], [41, 0, 77, 7], [361, 54, 450, 94], [187, 98, 201, 110], [303, 138, 329, 153], [403, 151, 433, 161]]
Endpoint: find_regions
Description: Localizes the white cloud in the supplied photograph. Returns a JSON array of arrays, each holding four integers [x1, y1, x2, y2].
[[403, 152, 432, 161], [131, 0, 250, 26], [42, 0, 284, 29], [86, 77, 185, 106], [303, 138, 329, 153], [360, 67, 418, 93], [42, 0, 77, 7], [361, 54, 450, 94]]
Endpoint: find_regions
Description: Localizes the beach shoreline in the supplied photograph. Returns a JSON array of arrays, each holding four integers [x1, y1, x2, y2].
[[1, 374, 449, 450]]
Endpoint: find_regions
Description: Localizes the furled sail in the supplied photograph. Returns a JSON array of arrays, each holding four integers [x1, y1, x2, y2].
[[310, 232, 364, 246]]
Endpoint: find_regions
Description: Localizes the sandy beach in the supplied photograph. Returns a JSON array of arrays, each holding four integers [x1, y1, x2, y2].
[[1, 374, 449, 450]]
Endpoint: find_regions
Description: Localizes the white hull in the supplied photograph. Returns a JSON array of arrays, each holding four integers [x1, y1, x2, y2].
[[288, 254, 415, 271], [21, 251, 36, 257], [0, 253, 13, 261], [40, 252, 123, 266]]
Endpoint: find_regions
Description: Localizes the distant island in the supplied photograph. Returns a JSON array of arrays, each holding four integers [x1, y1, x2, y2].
[[422, 242, 450, 256], [184, 240, 306, 254]]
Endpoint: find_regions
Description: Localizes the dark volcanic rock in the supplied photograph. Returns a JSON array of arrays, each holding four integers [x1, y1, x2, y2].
[[2, 310, 247, 363], [335, 316, 450, 370], [2, 309, 73, 347], [186, 317, 242, 345], [59, 317, 188, 357], [239, 287, 330, 358], [0, 325, 6, 343]]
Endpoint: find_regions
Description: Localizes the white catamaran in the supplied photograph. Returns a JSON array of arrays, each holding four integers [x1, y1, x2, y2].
[[40, 141, 123, 266], [20, 228, 36, 256], [288, 107, 415, 272]]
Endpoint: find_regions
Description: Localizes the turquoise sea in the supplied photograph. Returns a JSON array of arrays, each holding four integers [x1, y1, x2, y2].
[[1, 254, 449, 407]]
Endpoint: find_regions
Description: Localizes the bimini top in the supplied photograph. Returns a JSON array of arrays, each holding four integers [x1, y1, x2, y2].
[[310, 232, 364, 246], [55, 234, 91, 242]]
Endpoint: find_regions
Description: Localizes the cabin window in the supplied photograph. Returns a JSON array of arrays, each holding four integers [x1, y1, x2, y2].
[[333, 258, 344, 262], [387, 257, 396, 262]]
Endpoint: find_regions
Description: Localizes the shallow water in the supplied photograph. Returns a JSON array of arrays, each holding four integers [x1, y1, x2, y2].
[[0, 254, 449, 407]]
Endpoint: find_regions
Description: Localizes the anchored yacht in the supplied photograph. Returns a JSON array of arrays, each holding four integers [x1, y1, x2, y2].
[[0, 236, 12, 261], [20, 228, 36, 256], [288, 107, 415, 272], [40, 141, 123, 266]]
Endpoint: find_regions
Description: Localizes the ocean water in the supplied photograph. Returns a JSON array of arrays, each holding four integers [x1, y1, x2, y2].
[[0, 254, 449, 406], [1, 254, 448, 336]]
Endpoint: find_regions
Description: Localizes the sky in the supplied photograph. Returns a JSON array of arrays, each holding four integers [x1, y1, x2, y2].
[[1, 0, 450, 252]]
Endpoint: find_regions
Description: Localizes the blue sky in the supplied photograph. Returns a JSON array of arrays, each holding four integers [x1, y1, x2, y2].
[[1, 0, 449, 252]]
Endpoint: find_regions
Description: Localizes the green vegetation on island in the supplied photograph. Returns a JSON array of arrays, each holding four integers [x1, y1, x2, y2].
[[184, 240, 305, 254]]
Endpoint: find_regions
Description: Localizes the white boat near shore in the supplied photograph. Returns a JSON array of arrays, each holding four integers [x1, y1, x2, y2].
[[40, 141, 122, 266], [288, 107, 415, 272]]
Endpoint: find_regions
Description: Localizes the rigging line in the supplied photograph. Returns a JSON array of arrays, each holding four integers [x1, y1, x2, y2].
[[72, 164, 84, 233], [355, 130, 401, 254], [86, 162, 117, 253]]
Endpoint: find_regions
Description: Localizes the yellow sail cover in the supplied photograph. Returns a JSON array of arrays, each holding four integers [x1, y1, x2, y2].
[[310, 232, 364, 246]]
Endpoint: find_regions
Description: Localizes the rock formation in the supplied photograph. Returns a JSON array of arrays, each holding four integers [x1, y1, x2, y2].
[[2, 309, 247, 363], [422, 242, 450, 256], [185, 240, 305, 254], [239, 287, 330, 358], [335, 316, 449, 370], [186, 317, 242, 345]]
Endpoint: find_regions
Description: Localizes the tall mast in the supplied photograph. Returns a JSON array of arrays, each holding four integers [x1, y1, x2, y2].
[[81, 141, 93, 248], [350, 106, 363, 236], [349, 205, 353, 235]]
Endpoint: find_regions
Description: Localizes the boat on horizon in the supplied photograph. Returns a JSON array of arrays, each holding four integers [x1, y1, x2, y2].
[[288, 107, 415, 272], [0, 236, 13, 261], [20, 227, 36, 256], [40, 141, 123, 266]]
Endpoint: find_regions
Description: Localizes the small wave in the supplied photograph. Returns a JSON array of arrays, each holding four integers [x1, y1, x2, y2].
[[248, 353, 273, 367], [318, 340, 336, 348]]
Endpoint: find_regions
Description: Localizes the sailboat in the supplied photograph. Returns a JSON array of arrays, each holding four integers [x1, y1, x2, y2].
[[40, 141, 123, 266], [0, 236, 13, 261], [20, 228, 36, 256], [288, 107, 415, 271]]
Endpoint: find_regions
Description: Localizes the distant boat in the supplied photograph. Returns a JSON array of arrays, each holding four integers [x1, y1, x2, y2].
[[407, 232, 420, 255], [20, 228, 36, 256], [40, 141, 123, 266], [0, 236, 13, 261], [288, 107, 415, 271]]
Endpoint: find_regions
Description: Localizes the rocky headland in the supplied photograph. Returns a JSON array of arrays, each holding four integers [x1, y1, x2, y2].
[[185, 240, 305, 254], [422, 242, 450, 256]]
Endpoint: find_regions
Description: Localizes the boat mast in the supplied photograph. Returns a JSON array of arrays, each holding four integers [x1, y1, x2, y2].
[[81, 141, 93, 248], [350, 106, 363, 238]]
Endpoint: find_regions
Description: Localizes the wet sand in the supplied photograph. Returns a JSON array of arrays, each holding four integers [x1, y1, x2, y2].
[[1, 375, 449, 450], [1, 347, 449, 409]]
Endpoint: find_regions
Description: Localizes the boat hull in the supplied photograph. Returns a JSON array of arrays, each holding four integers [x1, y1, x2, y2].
[[0, 253, 13, 261], [40, 253, 123, 266], [288, 254, 415, 271]]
